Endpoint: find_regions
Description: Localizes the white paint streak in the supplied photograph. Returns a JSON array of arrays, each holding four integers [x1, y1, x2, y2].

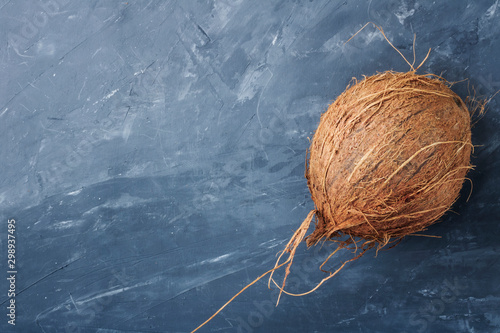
[[75, 276, 163, 305], [68, 189, 82, 196], [237, 66, 273, 102], [122, 113, 136, 142], [0, 107, 8, 117], [394, 2, 415, 25], [272, 33, 278, 45], [104, 88, 119, 100], [93, 88, 119, 105], [52, 219, 85, 230], [194, 253, 235, 267], [259, 238, 282, 249], [485, 0, 499, 19]]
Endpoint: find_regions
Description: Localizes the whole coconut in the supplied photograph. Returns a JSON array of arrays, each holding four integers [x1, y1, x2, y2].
[[305, 71, 472, 248]]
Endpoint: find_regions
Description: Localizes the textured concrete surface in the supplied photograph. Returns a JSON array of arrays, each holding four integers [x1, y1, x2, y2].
[[0, 1, 499, 332]]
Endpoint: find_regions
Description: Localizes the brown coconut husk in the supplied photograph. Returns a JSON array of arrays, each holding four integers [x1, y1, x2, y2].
[[264, 24, 478, 304], [267, 70, 473, 304], [308, 70, 472, 245]]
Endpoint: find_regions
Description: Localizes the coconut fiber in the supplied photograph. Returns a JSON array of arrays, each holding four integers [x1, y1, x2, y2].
[[306, 70, 472, 247], [265, 70, 473, 304]]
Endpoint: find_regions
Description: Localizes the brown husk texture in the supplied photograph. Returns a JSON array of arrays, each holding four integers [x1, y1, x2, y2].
[[305, 71, 472, 248]]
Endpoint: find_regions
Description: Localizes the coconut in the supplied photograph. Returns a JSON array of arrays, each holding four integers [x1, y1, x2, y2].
[[306, 70, 472, 247], [264, 70, 473, 305]]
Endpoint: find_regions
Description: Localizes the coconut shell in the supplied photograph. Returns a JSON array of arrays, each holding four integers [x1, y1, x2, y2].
[[305, 71, 472, 247]]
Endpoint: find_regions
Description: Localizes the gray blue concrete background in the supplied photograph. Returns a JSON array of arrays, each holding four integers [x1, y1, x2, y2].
[[0, 1, 499, 332]]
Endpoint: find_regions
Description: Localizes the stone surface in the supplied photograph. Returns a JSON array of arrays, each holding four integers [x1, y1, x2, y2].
[[0, 1, 499, 332]]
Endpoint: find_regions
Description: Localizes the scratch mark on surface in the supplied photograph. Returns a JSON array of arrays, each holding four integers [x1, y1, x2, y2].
[[0, 0, 12, 11], [0, 256, 84, 305], [69, 293, 79, 312], [197, 24, 211, 43], [58, 34, 94, 63], [256, 67, 273, 129], [0, 77, 40, 111], [204, 75, 225, 126], [39, 120, 64, 133], [122, 112, 136, 142], [78, 77, 87, 100], [121, 266, 248, 324], [0, 107, 8, 118], [362, 278, 390, 313], [20, 102, 34, 113], [91, 47, 102, 58], [133, 60, 156, 76], [235, 113, 256, 144], [3, 17, 120, 111], [75, 276, 163, 305], [35, 302, 67, 331], [139, 0, 154, 12]]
